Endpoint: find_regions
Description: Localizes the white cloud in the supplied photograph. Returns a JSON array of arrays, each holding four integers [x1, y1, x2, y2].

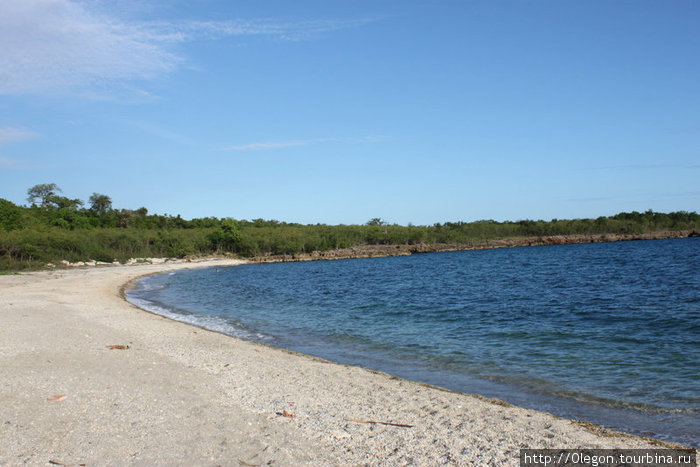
[[0, 155, 29, 169], [221, 139, 329, 151], [587, 163, 698, 170], [0, 155, 56, 170], [126, 119, 194, 145], [0, 0, 373, 96], [181, 18, 374, 42], [0, 0, 178, 95], [0, 127, 40, 144], [220, 136, 387, 151]]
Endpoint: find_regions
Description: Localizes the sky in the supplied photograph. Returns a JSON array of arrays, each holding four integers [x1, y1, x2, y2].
[[1, 0, 698, 225]]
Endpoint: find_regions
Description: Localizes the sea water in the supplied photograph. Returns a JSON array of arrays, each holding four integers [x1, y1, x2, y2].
[[126, 238, 699, 447]]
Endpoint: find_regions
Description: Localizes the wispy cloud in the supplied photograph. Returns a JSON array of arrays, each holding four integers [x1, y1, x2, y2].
[[587, 163, 699, 170], [0, 127, 40, 144], [126, 119, 195, 145], [178, 18, 374, 42], [567, 196, 614, 203], [222, 140, 321, 152], [568, 191, 700, 204], [0, 0, 178, 95], [0, 0, 373, 96], [667, 126, 700, 134], [219, 135, 388, 152], [0, 156, 24, 169], [0, 155, 54, 170], [0, 126, 42, 170]]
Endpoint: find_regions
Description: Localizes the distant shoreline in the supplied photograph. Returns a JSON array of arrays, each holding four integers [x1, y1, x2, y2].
[[6, 230, 694, 273], [248, 229, 696, 263], [4, 203, 698, 272]]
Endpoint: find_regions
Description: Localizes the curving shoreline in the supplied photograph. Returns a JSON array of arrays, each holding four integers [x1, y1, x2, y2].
[[247, 230, 695, 263], [0, 259, 691, 465]]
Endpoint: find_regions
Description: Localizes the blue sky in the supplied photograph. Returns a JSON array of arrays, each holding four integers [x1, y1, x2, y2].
[[1, 0, 698, 225]]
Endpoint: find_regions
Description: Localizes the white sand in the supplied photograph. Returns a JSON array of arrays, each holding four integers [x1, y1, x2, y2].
[[0, 260, 679, 465]]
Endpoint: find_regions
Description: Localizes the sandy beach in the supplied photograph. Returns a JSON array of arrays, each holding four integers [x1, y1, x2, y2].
[[0, 260, 683, 466]]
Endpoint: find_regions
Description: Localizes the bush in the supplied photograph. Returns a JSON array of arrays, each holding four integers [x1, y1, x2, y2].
[[207, 220, 241, 252], [0, 199, 24, 230]]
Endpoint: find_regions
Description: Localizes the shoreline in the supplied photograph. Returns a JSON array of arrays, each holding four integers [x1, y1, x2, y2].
[[3, 230, 693, 272], [247, 230, 695, 263], [0, 260, 692, 465], [126, 253, 699, 449]]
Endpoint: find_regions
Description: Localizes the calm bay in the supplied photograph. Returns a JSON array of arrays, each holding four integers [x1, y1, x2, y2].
[[127, 238, 699, 447]]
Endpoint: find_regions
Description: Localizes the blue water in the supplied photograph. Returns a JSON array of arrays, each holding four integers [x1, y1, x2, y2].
[[127, 238, 700, 447]]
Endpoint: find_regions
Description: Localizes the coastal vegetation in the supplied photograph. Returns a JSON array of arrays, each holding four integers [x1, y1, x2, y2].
[[1, 184, 699, 271]]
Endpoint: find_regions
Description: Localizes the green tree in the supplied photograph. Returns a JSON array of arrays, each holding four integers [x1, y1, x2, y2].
[[0, 198, 24, 230], [88, 193, 113, 215], [366, 217, 388, 226], [208, 219, 241, 252], [116, 209, 136, 228], [45, 195, 84, 210], [27, 183, 62, 207]]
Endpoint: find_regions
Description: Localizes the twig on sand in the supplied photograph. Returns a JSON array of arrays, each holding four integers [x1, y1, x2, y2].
[[345, 418, 414, 428], [46, 395, 67, 402]]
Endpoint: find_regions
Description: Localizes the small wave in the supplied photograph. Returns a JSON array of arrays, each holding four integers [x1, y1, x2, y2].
[[126, 294, 271, 343], [132, 276, 170, 293], [483, 373, 698, 415]]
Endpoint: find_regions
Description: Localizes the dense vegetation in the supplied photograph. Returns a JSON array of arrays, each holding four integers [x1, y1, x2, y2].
[[1, 184, 699, 271]]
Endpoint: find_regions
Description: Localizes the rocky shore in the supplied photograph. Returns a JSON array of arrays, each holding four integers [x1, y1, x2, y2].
[[248, 230, 695, 263]]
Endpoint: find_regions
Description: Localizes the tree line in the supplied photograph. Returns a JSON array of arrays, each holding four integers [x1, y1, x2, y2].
[[1, 183, 698, 271]]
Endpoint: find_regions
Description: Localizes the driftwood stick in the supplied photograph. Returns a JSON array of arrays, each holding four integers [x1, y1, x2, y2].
[[345, 417, 414, 428]]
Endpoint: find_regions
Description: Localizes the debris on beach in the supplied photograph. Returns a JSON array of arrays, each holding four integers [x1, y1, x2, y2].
[[46, 395, 67, 402], [106, 344, 130, 350], [345, 417, 414, 428], [48, 459, 86, 466], [276, 410, 295, 418], [237, 459, 260, 466]]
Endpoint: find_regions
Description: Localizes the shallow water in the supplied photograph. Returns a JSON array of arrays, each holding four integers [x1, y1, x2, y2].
[[127, 238, 699, 447]]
